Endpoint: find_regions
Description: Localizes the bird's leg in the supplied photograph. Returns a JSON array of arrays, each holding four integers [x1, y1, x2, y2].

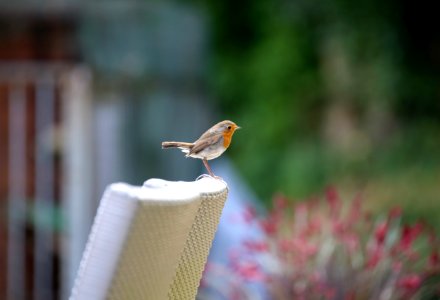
[[202, 159, 216, 177]]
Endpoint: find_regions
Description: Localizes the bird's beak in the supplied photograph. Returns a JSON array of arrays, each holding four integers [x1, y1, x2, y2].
[[236, 125, 241, 130]]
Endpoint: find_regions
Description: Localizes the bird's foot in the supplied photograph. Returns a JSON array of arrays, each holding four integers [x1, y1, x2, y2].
[[196, 173, 224, 181]]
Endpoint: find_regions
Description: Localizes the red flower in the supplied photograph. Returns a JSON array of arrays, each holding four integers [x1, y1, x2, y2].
[[243, 205, 257, 224], [220, 189, 440, 300], [393, 261, 403, 273], [260, 218, 278, 235], [233, 260, 265, 281], [429, 251, 440, 267], [366, 246, 383, 269], [278, 239, 293, 252], [293, 238, 318, 256], [399, 223, 423, 250], [325, 186, 341, 217], [332, 220, 348, 236], [243, 240, 269, 252], [347, 195, 362, 224], [340, 233, 359, 253], [273, 193, 289, 211], [279, 238, 317, 255], [397, 274, 422, 290], [300, 217, 322, 237], [375, 221, 388, 245]]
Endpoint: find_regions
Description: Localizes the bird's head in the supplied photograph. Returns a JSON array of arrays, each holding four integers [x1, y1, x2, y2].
[[215, 120, 241, 136]]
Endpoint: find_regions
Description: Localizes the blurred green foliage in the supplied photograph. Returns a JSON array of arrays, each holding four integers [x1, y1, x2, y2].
[[188, 0, 440, 223]]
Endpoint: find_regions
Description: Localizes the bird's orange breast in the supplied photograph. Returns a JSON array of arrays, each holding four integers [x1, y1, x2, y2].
[[222, 131, 233, 148]]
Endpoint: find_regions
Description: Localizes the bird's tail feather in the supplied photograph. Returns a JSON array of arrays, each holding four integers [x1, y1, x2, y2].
[[161, 141, 193, 149]]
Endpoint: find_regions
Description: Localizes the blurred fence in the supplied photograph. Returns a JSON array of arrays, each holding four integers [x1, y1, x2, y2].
[[0, 63, 94, 300], [0, 3, 212, 299]]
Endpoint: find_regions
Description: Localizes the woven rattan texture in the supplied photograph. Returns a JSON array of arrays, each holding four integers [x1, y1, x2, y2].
[[70, 188, 137, 300], [168, 188, 228, 300], [107, 199, 202, 300], [70, 181, 228, 300]]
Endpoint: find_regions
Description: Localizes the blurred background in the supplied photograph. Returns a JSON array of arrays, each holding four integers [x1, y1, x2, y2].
[[0, 0, 439, 299]]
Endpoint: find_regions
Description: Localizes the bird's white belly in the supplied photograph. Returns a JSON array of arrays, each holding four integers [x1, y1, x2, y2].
[[187, 145, 226, 160]]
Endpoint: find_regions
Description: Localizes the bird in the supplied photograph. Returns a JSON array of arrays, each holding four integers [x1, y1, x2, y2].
[[162, 120, 241, 178]]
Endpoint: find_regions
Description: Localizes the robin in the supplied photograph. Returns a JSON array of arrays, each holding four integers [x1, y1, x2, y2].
[[162, 120, 241, 178]]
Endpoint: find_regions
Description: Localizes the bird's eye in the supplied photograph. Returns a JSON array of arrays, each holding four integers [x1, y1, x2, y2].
[[227, 125, 232, 130]]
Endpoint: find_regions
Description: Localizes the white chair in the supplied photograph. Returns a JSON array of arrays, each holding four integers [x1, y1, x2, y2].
[[70, 177, 228, 300]]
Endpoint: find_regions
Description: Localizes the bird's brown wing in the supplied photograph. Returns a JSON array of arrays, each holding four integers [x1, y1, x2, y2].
[[196, 126, 219, 141], [189, 133, 222, 155]]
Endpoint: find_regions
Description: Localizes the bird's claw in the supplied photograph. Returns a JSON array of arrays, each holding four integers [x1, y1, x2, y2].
[[196, 174, 224, 181]]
